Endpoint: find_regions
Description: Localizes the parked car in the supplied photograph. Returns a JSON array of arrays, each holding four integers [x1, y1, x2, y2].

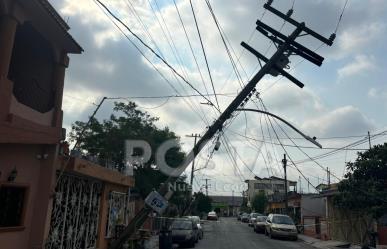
[[170, 218, 199, 248], [237, 212, 244, 221], [241, 213, 250, 223], [265, 214, 298, 240], [253, 216, 267, 233], [207, 211, 218, 221], [248, 212, 262, 227], [187, 216, 204, 239]]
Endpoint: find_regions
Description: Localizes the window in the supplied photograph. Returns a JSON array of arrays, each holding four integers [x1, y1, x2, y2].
[[0, 184, 28, 229], [8, 23, 55, 113]]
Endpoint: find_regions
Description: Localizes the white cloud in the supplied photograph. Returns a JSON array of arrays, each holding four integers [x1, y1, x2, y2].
[[337, 54, 376, 79], [302, 106, 375, 138], [367, 87, 387, 100], [338, 22, 385, 54], [368, 87, 378, 98]]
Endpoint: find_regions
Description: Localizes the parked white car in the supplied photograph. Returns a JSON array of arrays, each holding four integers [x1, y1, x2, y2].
[[265, 214, 298, 240]]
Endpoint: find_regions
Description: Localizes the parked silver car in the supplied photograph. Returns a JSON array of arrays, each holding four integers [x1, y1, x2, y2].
[[248, 212, 262, 227], [253, 216, 267, 233], [240, 213, 250, 223], [187, 216, 204, 240], [265, 214, 298, 240]]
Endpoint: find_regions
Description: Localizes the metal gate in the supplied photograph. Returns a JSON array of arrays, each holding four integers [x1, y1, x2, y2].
[[45, 173, 102, 249]]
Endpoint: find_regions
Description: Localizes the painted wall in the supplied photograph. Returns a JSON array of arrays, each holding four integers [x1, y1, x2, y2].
[[0, 144, 57, 249], [301, 194, 326, 219]]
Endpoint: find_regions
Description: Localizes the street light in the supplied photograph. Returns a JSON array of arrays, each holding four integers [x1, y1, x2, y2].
[[236, 108, 322, 148]]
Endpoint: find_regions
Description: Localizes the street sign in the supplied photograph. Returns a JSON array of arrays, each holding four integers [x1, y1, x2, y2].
[[144, 191, 168, 214]]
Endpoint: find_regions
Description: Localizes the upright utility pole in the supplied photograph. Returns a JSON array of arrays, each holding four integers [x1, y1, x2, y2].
[[109, 2, 335, 247], [368, 131, 372, 149], [203, 178, 211, 196], [186, 133, 201, 187], [299, 176, 302, 194], [282, 154, 288, 215], [232, 190, 235, 216], [327, 167, 331, 187]]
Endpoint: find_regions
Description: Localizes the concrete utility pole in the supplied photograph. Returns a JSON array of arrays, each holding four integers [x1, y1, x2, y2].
[[299, 176, 302, 194], [186, 133, 201, 187], [327, 167, 331, 187], [232, 190, 235, 216], [203, 178, 211, 196], [368, 131, 372, 149], [282, 154, 288, 215], [109, 1, 335, 247]]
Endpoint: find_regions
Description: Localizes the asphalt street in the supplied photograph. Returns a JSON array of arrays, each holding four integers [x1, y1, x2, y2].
[[193, 217, 315, 249]]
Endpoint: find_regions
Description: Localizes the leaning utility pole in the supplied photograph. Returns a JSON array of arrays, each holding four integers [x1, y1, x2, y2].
[[282, 154, 288, 215], [186, 133, 201, 187], [109, 1, 335, 247]]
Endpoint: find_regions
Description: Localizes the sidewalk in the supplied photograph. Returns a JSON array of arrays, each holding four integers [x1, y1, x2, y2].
[[298, 234, 352, 249]]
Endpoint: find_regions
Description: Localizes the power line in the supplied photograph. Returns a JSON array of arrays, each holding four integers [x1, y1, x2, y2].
[[189, 0, 221, 111], [253, 98, 319, 191], [223, 133, 263, 179], [334, 0, 350, 34], [220, 134, 247, 182], [294, 131, 387, 164], [124, 0, 164, 58], [204, 0, 245, 88], [94, 0, 220, 113], [229, 129, 370, 151], [93, 0, 210, 126], [172, 0, 210, 102], [145, 0, 213, 125]]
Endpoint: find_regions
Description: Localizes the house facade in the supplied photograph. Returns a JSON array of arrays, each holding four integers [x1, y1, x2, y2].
[[210, 195, 243, 216], [0, 1, 135, 249], [245, 176, 297, 206]]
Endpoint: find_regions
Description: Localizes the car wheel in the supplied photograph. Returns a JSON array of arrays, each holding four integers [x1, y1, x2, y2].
[[292, 236, 298, 241], [189, 239, 196, 248], [269, 230, 274, 239]]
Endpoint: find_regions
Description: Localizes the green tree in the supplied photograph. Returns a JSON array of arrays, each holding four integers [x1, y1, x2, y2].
[[192, 192, 212, 214], [251, 192, 267, 214], [69, 101, 186, 198], [240, 196, 250, 213], [335, 143, 387, 219], [168, 178, 192, 216]]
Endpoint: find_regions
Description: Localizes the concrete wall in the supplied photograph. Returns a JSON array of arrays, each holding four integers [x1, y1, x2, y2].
[[301, 195, 326, 219]]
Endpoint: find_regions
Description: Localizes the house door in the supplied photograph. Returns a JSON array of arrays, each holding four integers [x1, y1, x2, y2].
[[45, 173, 102, 249]]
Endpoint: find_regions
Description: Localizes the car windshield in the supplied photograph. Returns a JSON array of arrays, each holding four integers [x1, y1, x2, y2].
[[250, 213, 259, 218], [272, 216, 294, 225], [191, 216, 200, 224], [257, 216, 267, 222], [171, 220, 192, 230]]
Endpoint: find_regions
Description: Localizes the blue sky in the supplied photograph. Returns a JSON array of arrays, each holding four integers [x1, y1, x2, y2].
[[51, 0, 387, 195]]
